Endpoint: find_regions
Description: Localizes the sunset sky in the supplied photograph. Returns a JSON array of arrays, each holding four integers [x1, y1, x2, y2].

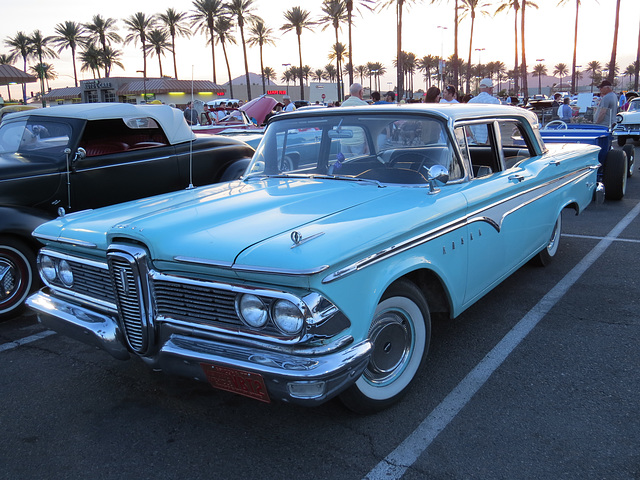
[[2, 0, 639, 94]]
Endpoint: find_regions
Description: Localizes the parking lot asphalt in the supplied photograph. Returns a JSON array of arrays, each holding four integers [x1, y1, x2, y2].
[[1, 143, 638, 480]]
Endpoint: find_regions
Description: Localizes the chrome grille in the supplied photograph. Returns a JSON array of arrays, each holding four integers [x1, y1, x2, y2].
[[67, 261, 114, 304], [107, 247, 151, 353]]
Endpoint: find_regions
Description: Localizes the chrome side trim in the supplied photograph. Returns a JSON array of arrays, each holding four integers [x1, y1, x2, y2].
[[32, 232, 98, 248], [323, 166, 596, 284], [174, 255, 330, 276]]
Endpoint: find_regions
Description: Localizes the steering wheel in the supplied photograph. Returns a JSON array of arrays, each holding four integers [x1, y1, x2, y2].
[[388, 152, 431, 171], [544, 120, 568, 130]]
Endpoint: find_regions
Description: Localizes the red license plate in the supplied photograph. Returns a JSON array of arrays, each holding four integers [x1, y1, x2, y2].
[[201, 363, 270, 403]]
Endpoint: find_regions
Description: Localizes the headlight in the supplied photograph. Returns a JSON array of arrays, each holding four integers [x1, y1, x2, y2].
[[272, 299, 304, 334], [616, 114, 623, 123], [40, 255, 57, 282], [57, 259, 74, 287], [236, 294, 268, 328]]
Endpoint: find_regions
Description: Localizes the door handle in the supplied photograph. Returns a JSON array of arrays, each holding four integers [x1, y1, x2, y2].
[[508, 174, 526, 183]]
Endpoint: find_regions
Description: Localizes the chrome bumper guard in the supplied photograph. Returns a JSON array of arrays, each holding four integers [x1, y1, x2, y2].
[[26, 291, 372, 406]]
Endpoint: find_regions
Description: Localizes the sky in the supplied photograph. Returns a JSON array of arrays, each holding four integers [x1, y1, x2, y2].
[[1, 0, 639, 96]]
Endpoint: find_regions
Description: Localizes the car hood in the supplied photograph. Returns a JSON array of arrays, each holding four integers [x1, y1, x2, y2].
[[35, 178, 441, 274], [618, 110, 640, 122]]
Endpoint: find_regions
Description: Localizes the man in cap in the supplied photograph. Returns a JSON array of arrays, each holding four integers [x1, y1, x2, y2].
[[282, 95, 295, 112], [595, 80, 617, 126], [468, 78, 500, 105]]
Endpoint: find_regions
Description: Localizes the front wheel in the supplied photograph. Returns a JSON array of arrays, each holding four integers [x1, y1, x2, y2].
[[0, 237, 38, 321], [622, 144, 635, 177], [603, 149, 628, 201], [535, 213, 562, 266], [340, 280, 431, 414]]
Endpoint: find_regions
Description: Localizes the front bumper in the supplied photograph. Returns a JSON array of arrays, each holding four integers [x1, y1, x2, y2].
[[27, 291, 372, 406], [612, 125, 640, 136]]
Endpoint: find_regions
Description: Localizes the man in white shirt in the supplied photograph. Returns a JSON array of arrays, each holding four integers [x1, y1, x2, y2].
[[440, 85, 459, 103], [341, 83, 369, 106], [282, 95, 296, 112], [469, 78, 500, 105]]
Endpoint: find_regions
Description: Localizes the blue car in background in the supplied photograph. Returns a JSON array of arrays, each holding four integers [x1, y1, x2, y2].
[[27, 104, 601, 413]]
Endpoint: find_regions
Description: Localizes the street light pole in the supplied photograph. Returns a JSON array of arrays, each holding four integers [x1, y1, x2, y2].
[[437, 26, 448, 90], [282, 63, 291, 96]]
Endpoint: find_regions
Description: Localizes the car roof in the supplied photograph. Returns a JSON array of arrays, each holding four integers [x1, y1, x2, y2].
[[281, 102, 538, 123], [5, 103, 195, 145]]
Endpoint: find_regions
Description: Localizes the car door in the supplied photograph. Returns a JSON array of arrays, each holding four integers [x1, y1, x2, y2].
[[69, 118, 182, 211], [458, 119, 553, 307]]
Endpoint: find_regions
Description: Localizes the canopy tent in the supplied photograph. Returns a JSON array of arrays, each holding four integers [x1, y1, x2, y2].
[[0, 64, 37, 103]]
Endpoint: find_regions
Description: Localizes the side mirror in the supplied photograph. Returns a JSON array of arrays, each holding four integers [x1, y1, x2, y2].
[[426, 164, 449, 194], [70, 147, 86, 173]]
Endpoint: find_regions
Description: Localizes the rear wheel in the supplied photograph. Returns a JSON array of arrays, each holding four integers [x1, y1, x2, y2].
[[535, 213, 562, 266], [340, 280, 431, 414], [0, 237, 37, 321], [603, 149, 628, 201], [622, 144, 635, 177]]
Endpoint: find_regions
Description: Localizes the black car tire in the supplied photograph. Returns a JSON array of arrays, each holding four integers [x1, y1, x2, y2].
[[340, 279, 431, 414], [535, 213, 562, 267], [622, 144, 635, 177], [603, 149, 628, 201], [0, 236, 38, 321], [617, 136, 627, 147]]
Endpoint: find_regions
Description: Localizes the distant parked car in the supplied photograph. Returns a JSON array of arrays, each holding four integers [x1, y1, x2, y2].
[[0, 103, 254, 320], [28, 104, 601, 413], [613, 97, 640, 146]]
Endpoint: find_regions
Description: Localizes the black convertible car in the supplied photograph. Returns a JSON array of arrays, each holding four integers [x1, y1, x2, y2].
[[0, 103, 254, 319]]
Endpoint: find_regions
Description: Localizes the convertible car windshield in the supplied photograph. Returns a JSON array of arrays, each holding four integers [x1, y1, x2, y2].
[[246, 113, 463, 184], [0, 119, 72, 155]]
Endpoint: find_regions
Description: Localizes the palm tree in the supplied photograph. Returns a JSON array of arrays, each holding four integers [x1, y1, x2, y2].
[[29, 30, 58, 106], [83, 15, 122, 78], [247, 19, 276, 94], [345, 0, 374, 86], [145, 29, 172, 77], [158, 8, 191, 79], [79, 44, 104, 79], [584, 60, 601, 92], [460, 0, 491, 94], [29, 63, 57, 91], [533, 63, 546, 94], [355, 64, 367, 85], [281, 68, 294, 93], [418, 55, 438, 91], [226, 0, 258, 101], [262, 66, 276, 85], [312, 69, 326, 82], [281, 6, 315, 101], [4, 31, 32, 103], [213, 16, 236, 99], [325, 64, 337, 83], [437, 0, 461, 91], [328, 42, 348, 100], [123, 12, 156, 80], [608, 0, 621, 83], [379, 0, 421, 101], [190, 0, 226, 84], [553, 63, 569, 90], [520, 1, 538, 98], [557, 0, 585, 94], [51, 21, 86, 87], [319, 0, 348, 101], [495, 0, 520, 95], [101, 45, 124, 77]]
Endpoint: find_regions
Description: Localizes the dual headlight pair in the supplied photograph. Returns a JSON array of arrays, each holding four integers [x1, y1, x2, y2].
[[39, 254, 74, 287], [235, 293, 305, 335]]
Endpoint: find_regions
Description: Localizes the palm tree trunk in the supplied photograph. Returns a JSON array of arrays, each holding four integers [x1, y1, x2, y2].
[[513, 7, 519, 95], [239, 23, 252, 101], [209, 26, 217, 84], [71, 47, 79, 87], [396, 0, 404, 101], [466, 12, 475, 94], [521, 0, 528, 99], [347, 0, 354, 87], [172, 36, 179, 79], [260, 43, 266, 94], [222, 41, 234, 99], [158, 54, 163, 77], [635, 16, 640, 91], [453, 0, 459, 90], [608, 0, 621, 83], [22, 56, 28, 103], [570, 0, 579, 93], [297, 34, 304, 100]]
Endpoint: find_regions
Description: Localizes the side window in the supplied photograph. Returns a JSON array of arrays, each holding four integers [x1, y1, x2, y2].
[[498, 120, 532, 169], [464, 122, 500, 178], [79, 118, 169, 157]]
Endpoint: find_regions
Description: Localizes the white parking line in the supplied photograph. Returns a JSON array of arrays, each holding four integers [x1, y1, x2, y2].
[[563, 233, 640, 244], [365, 201, 640, 480], [0, 330, 57, 353]]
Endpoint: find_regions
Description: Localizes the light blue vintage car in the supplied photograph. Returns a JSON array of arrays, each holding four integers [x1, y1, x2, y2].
[[27, 104, 602, 413]]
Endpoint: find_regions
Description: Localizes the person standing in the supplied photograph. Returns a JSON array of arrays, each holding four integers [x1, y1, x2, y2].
[[282, 95, 296, 112], [425, 86, 441, 103], [595, 80, 617, 127], [440, 85, 459, 103], [468, 78, 500, 105], [341, 83, 369, 106], [183, 101, 198, 125], [374, 91, 395, 104], [558, 97, 573, 122]]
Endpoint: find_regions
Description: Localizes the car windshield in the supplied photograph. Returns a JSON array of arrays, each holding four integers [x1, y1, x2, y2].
[[628, 100, 640, 112], [245, 112, 462, 185], [0, 118, 72, 155]]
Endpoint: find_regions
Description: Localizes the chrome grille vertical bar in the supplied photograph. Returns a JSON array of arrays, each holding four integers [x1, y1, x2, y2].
[[107, 245, 154, 354]]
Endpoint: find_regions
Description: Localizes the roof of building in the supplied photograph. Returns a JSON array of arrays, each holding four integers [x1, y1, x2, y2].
[[43, 87, 82, 100], [0, 64, 37, 86], [117, 79, 225, 95]]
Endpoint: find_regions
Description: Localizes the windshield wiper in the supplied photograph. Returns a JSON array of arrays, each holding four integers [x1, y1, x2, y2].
[[309, 174, 385, 187]]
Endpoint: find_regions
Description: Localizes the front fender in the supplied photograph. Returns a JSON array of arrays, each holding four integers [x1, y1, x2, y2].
[[0, 205, 53, 245]]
